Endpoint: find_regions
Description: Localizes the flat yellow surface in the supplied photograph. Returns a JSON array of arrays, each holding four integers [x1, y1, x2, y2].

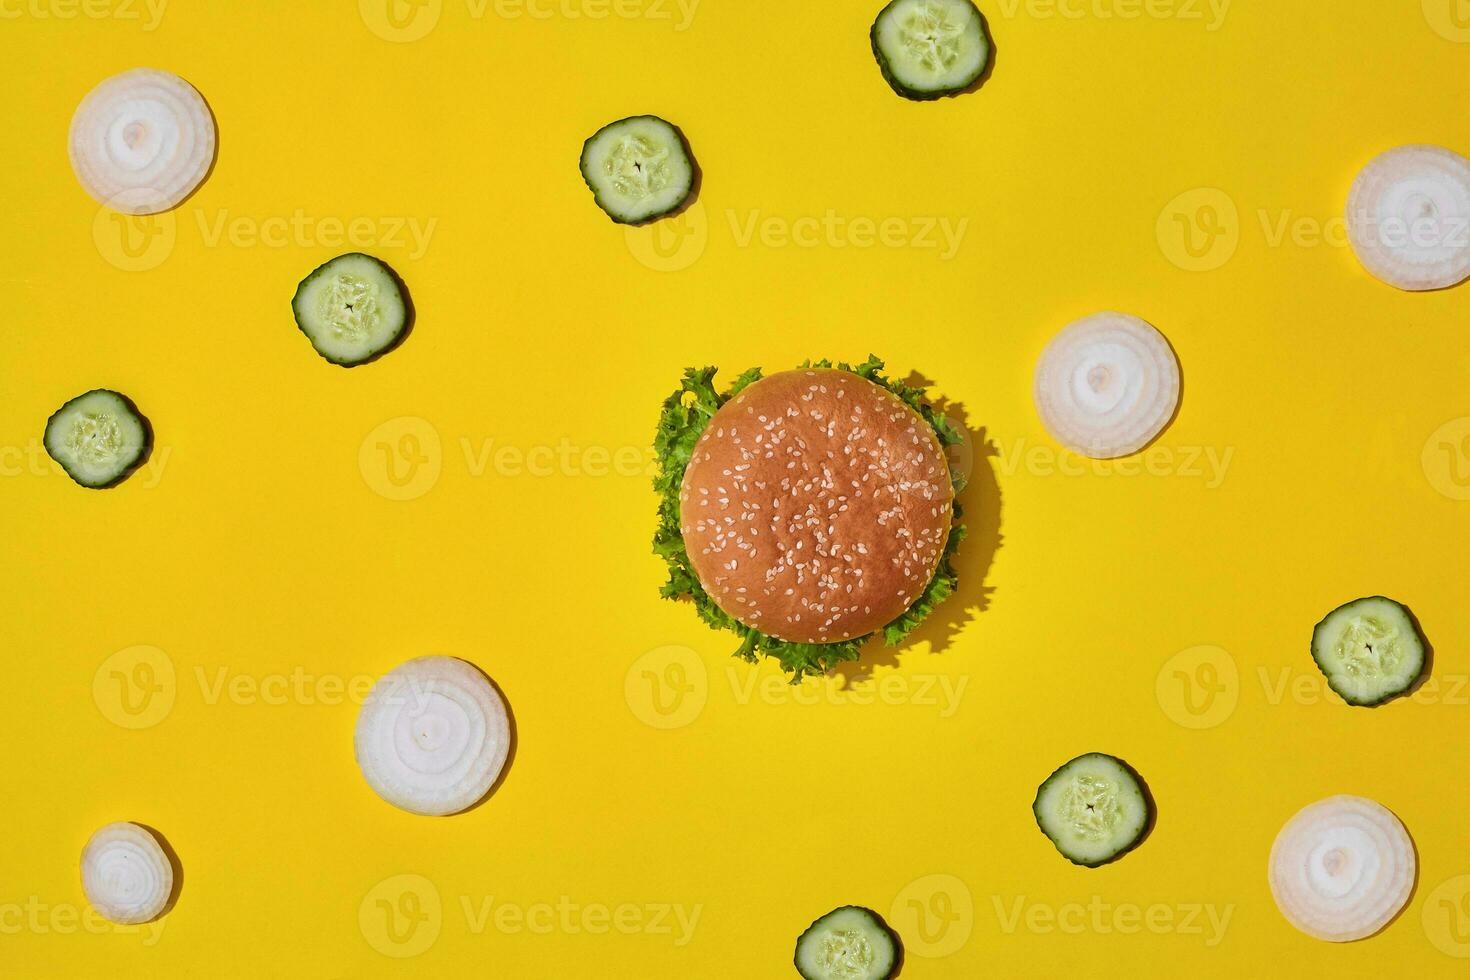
[[3, 0, 1470, 976]]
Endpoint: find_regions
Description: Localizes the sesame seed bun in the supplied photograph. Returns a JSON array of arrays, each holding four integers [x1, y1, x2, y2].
[[679, 368, 955, 644]]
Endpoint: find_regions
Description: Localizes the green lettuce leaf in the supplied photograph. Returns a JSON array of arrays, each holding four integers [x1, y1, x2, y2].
[[652, 356, 966, 682]]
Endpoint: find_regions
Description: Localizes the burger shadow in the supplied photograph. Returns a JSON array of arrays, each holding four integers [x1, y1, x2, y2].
[[455, 665, 518, 816], [133, 823, 184, 919], [834, 377, 1003, 686]]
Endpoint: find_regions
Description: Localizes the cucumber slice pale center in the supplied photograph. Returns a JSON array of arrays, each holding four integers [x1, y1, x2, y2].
[[1334, 615, 1409, 682], [64, 411, 128, 469], [898, 4, 968, 73], [815, 928, 877, 980], [605, 135, 673, 203], [318, 273, 381, 343], [1059, 774, 1126, 843]]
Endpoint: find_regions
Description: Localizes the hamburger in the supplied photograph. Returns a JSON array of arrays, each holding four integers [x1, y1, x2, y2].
[[654, 357, 967, 680]]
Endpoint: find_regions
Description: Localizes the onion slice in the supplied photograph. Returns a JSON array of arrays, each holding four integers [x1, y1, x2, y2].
[[68, 68, 216, 215], [1269, 795, 1415, 942], [1346, 145, 1470, 291], [354, 656, 511, 816], [80, 822, 174, 925], [1033, 312, 1181, 459]]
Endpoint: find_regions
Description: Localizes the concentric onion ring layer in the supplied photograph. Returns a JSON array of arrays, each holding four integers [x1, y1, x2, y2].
[[1346, 144, 1470, 291], [68, 67, 216, 215], [354, 656, 510, 816], [1033, 312, 1181, 459], [1268, 794, 1415, 943], [80, 822, 173, 925]]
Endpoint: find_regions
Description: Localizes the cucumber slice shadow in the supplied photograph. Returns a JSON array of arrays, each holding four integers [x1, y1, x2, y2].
[[665, 137, 702, 222], [879, 911, 906, 979], [1399, 605, 1435, 700], [347, 259, 416, 368], [448, 662, 518, 816], [1110, 756, 1157, 866], [953, 12, 997, 98], [833, 380, 1001, 684], [130, 823, 184, 919]]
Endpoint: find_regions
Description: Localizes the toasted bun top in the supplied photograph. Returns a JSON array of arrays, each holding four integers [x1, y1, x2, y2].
[[679, 368, 954, 644]]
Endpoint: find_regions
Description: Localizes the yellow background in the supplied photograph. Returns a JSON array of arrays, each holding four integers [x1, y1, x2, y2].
[[3, 0, 1470, 976]]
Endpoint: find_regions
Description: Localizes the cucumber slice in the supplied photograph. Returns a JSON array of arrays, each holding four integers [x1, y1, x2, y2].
[[1310, 596, 1426, 706], [871, 0, 990, 101], [290, 253, 410, 367], [579, 116, 695, 225], [43, 389, 151, 489], [1033, 753, 1152, 867], [794, 906, 899, 980]]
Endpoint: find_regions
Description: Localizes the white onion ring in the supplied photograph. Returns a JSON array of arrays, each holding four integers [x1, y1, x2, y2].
[[1346, 145, 1470, 291], [68, 68, 216, 215], [1033, 312, 1181, 459], [80, 822, 174, 925], [354, 656, 511, 816], [1269, 795, 1415, 942]]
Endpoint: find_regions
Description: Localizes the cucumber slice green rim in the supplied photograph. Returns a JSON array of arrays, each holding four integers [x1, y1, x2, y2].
[[43, 389, 152, 489], [579, 115, 697, 225], [1310, 596, 1428, 707], [1033, 753, 1153, 868], [290, 252, 412, 367], [794, 906, 900, 980], [871, 0, 992, 101]]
